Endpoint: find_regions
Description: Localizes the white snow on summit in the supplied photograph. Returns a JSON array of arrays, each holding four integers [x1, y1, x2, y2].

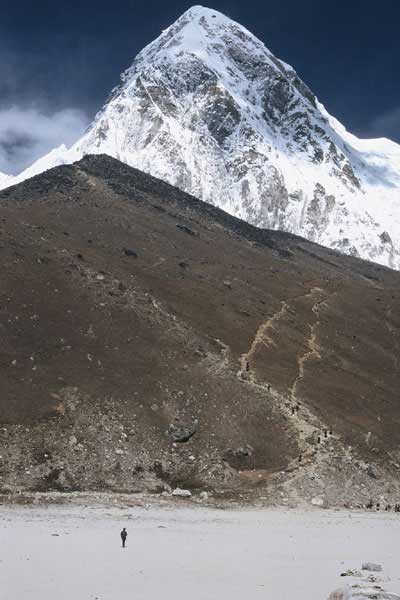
[[2, 5, 400, 268]]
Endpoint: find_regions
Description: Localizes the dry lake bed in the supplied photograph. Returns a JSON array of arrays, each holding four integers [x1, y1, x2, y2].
[[1, 503, 399, 599]]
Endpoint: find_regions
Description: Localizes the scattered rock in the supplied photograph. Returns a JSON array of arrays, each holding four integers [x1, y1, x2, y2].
[[329, 564, 398, 599], [340, 569, 362, 577], [366, 465, 377, 479]]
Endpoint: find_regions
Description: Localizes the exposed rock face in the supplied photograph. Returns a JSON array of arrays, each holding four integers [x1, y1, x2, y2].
[[1, 155, 400, 501], [4, 6, 400, 269]]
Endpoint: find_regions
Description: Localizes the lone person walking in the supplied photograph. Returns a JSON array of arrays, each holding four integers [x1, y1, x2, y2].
[[121, 527, 128, 548]]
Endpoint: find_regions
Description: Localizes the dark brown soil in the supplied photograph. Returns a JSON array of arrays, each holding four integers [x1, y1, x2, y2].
[[0, 155, 399, 502]]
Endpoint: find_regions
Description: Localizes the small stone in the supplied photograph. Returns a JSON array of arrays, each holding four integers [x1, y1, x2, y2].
[[172, 488, 192, 498], [123, 248, 138, 258], [340, 569, 361, 577], [311, 496, 324, 507]]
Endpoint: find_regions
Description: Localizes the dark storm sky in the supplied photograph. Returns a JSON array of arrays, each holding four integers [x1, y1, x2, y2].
[[0, 0, 399, 173]]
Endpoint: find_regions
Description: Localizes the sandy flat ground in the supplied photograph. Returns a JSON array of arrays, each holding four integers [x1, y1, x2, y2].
[[0, 504, 399, 600]]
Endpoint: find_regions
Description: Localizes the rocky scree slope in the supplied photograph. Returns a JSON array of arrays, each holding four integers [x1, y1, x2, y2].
[[4, 6, 400, 270], [1, 155, 400, 505]]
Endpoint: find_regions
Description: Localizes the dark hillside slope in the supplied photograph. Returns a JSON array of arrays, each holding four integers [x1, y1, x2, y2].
[[0, 155, 399, 505]]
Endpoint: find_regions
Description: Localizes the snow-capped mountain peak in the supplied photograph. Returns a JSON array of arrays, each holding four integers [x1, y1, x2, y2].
[[2, 6, 400, 268]]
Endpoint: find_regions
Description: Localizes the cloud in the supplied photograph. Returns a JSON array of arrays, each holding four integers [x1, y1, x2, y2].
[[0, 106, 89, 175], [367, 106, 400, 142]]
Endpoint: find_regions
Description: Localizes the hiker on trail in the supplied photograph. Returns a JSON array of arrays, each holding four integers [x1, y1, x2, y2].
[[121, 527, 128, 548]]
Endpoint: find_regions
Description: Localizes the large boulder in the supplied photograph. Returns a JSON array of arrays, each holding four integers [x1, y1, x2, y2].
[[327, 564, 400, 599], [362, 562, 382, 572], [328, 588, 351, 600], [328, 587, 400, 599]]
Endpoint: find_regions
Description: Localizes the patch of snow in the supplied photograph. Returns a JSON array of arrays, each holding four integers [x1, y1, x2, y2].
[[10, 144, 70, 187]]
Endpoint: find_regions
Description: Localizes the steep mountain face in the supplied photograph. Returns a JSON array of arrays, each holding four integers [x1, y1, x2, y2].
[[1, 155, 400, 505], [3, 6, 400, 269]]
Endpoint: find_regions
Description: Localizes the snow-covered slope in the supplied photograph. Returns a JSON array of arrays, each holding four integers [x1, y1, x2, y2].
[[0, 171, 12, 189], [3, 5, 400, 268], [9, 145, 69, 187]]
